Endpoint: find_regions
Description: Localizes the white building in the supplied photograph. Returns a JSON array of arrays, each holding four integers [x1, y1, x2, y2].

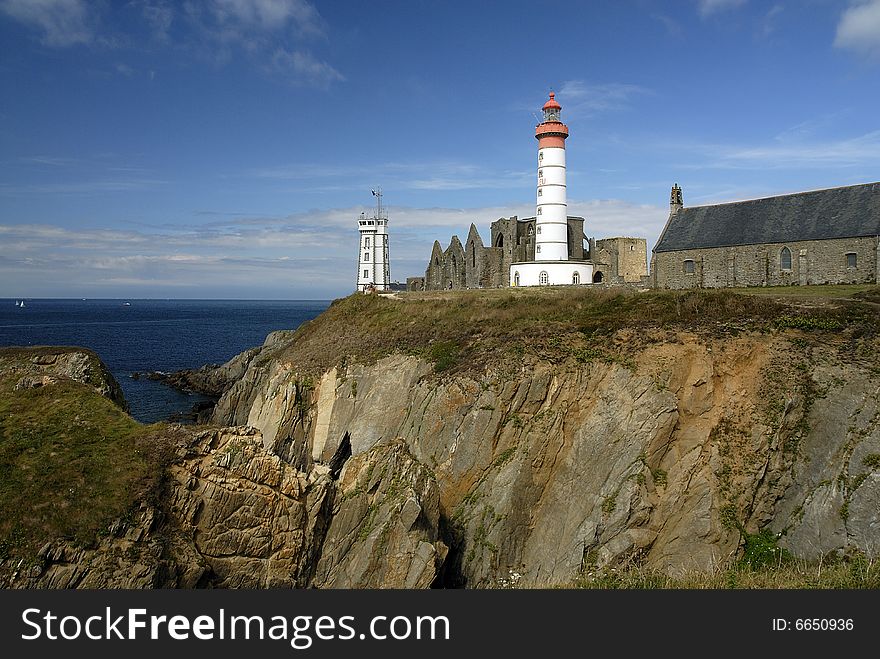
[[510, 92, 593, 287], [356, 188, 390, 292]]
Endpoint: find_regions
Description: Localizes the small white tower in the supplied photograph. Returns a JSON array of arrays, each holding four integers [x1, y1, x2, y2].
[[510, 92, 593, 286], [356, 187, 390, 292]]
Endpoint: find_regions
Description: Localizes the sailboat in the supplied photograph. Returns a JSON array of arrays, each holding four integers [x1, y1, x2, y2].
[[18, 300, 25, 307]]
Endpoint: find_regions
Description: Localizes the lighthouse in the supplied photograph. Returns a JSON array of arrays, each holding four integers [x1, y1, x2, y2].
[[356, 187, 390, 292], [510, 92, 593, 287]]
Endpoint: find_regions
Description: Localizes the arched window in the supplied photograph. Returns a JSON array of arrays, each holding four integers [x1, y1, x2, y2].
[[495, 234, 504, 248], [780, 247, 792, 271], [572, 271, 580, 285], [528, 224, 534, 235], [539, 271, 549, 285], [472, 243, 476, 268], [593, 271, 604, 283], [513, 271, 520, 286], [537, 207, 542, 215], [683, 259, 695, 274]]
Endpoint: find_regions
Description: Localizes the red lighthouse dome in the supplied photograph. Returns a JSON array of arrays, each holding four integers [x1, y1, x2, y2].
[[542, 91, 561, 111]]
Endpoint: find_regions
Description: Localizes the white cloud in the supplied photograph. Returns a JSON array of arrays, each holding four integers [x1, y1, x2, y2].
[[140, 1, 173, 41], [759, 4, 784, 38], [270, 48, 344, 87], [682, 130, 880, 169], [697, 0, 747, 18], [557, 80, 650, 117], [0, 196, 669, 297], [835, 0, 880, 58], [207, 0, 322, 36], [0, 0, 92, 46], [115, 62, 135, 76], [250, 160, 530, 192]]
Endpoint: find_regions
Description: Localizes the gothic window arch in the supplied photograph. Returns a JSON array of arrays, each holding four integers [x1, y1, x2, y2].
[[780, 247, 792, 271], [514, 271, 520, 286], [472, 243, 476, 268], [539, 271, 549, 285], [572, 271, 580, 285]]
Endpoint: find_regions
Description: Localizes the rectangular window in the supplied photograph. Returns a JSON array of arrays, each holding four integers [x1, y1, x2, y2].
[[684, 259, 695, 274], [363, 270, 368, 278], [538, 189, 542, 196], [365, 237, 370, 248], [364, 252, 369, 261], [846, 253, 857, 268], [537, 226, 541, 234], [539, 152, 543, 161]]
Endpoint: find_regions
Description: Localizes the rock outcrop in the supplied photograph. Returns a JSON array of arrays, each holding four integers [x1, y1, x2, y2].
[[0, 346, 127, 410], [207, 329, 880, 587], [3, 425, 445, 589]]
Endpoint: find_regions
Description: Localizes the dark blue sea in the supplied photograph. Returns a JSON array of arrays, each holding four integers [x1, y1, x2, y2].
[[0, 299, 330, 423]]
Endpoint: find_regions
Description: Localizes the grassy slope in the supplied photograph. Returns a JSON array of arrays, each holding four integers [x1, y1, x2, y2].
[[268, 285, 880, 377], [0, 349, 169, 562]]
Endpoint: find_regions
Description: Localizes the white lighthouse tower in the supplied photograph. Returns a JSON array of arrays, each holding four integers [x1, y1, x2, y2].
[[356, 187, 390, 292], [510, 92, 593, 287]]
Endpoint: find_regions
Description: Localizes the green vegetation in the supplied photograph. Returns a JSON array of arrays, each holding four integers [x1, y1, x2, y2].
[[774, 315, 844, 331], [264, 285, 879, 378], [574, 553, 880, 589], [739, 529, 791, 569], [862, 454, 880, 470], [427, 340, 460, 373], [0, 352, 173, 562]]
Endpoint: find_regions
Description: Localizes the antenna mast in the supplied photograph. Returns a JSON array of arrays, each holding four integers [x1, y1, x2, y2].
[[372, 186, 383, 219]]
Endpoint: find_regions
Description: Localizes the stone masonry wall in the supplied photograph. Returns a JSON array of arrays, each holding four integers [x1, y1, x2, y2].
[[653, 236, 879, 289], [596, 237, 648, 283]]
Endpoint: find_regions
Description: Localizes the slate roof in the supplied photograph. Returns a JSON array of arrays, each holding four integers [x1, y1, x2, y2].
[[654, 182, 880, 253]]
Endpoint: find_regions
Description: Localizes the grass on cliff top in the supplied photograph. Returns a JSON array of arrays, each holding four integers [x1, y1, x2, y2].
[[269, 285, 880, 376], [574, 556, 880, 589], [0, 357, 171, 562]]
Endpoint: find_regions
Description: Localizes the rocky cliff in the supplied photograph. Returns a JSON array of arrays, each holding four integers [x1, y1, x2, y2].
[[2, 288, 879, 588], [198, 289, 880, 586]]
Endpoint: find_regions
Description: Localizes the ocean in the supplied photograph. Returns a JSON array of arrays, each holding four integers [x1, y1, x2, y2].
[[0, 299, 330, 423]]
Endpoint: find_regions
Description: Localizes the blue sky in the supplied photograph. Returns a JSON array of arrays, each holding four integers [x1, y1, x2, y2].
[[1, 0, 879, 299]]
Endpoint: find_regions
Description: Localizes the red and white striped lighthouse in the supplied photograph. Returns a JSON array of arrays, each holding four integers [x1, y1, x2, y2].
[[534, 91, 569, 261], [510, 91, 593, 287]]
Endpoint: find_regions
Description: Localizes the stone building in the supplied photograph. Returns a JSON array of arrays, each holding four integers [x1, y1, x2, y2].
[[652, 182, 880, 289], [591, 236, 648, 284], [407, 215, 648, 291]]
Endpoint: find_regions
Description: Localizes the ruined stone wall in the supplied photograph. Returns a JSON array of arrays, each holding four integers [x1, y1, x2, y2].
[[596, 237, 648, 283]]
